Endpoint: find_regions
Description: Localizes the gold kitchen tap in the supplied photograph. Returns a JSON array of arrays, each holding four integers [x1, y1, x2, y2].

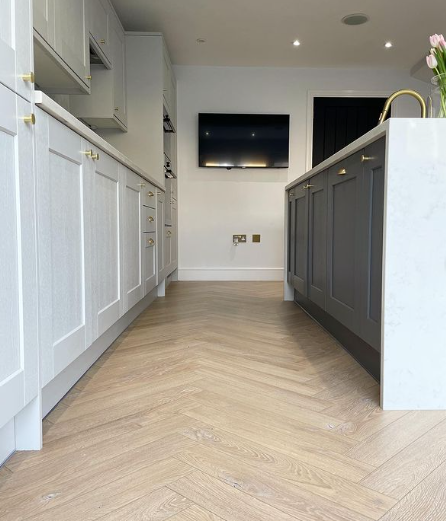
[[378, 89, 427, 124]]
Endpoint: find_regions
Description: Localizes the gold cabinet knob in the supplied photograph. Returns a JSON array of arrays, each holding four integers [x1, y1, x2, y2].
[[85, 75, 92, 80], [147, 238, 155, 246], [137, 183, 146, 189], [91, 152, 100, 160], [22, 114, 35, 125], [114, 107, 119, 112], [147, 191, 154, 197], [83, 149, 93, 157], [303, 184, 314, 190], [20, 72, 35, 83], [289, 192, 294, 197], [338, 168, 347, 176], [166, 230, 172, 237], [361, 155, 373, 163], [99, 39, 106, 44], [147, 216, 154, 222]]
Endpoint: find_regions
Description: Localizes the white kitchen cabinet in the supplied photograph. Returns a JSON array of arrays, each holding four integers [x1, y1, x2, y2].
[[34, 0, 90, 94], [87, 147, 123, 340], [89, 0, 113, 69], [143, 233, 157, 295], [70, 14, 127, 130], [0, 84, 39, 438], [122, 168, 145, 312], [35, 111, 92, 386], [157, 190, 167, 280], [163, 48, 176, 127], [0, 0, 34, 101]]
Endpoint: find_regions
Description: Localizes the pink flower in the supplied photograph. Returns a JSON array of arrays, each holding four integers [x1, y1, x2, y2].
[[427, 53, 438, 69], [430, 34, 441, 47], [439, 35, 446, 49]]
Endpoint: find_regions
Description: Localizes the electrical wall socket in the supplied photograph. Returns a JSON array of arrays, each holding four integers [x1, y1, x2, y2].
[[233, 235, 247, 243]]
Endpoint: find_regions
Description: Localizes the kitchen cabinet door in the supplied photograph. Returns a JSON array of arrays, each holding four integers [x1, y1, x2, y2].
[[89, 0, 112, 68], [359, 138, 385, 351], [0, 0, 33, 101], [88, 147, 123, 339], [0, 85, 38, 430], [143, 234, 157, 295], [122, 168, 144, 312], [36, 112, 92, 386], [307, 171, 327, 309], [157, 191, 167, 280], [326, 152, 363, 334], [112, 20, 127, 127], [291, 182, 309, 295], [53, 0, 89, 86], [33, 0, 54, 46], [171, 202, 178, 266]]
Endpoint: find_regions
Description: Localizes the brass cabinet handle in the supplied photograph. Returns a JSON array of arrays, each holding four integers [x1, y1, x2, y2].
[[22, 114, 35, 125], [85, 75, 92, 80], [83, 149, 93, 157], [99, 39, 106, 44], [338, 168, 347, 175], [147, 191, 154, 197], [303, 184, 314, 190], [20, 72, 35, 83], [91, 152, 100, 160], [289, 192, 294, 197], [361, 155, 373, 163], [147, 216, 154, 222], [147, 238, 155, 246], [114, 107, 119, 112]]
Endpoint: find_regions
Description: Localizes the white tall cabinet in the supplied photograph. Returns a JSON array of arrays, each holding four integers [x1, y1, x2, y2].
[[0, 0, 40, 463]]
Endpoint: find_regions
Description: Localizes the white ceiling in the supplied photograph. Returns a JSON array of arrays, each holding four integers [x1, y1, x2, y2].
[[111, 0, 445, 70]]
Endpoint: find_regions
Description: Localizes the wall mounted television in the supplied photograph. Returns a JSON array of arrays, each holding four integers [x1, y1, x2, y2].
[[199, 113, 290, 169]]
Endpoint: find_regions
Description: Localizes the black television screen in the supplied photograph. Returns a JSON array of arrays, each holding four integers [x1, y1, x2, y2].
[[199, 113, 290, 169]]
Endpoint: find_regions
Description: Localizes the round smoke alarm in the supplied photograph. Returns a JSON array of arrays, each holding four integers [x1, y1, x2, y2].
[[342, 13, 369, 26]]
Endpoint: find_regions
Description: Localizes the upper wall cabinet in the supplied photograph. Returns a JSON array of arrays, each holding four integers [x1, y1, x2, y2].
[[163, 49, 177, 128], [34, 0, 91, 94], [89, 0, 113, 69], [70, 13, 127, 130], [0, 0, 33, 101]]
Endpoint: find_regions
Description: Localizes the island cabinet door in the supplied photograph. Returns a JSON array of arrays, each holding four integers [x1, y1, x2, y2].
[[287, 190, 294, 284], [121, 167, 144, 313], [307, 171, 328, 309], [359, 138, 385, 351], [36, 113, 92, 386], [326, 151, 363, 335], [87, 146, 123, 340], [291, 182, 309, 295]]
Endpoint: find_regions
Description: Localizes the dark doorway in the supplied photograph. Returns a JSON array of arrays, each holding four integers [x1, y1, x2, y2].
[[312, 97, 388, 167]]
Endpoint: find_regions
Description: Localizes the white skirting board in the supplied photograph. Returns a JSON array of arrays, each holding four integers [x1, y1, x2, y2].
[[178, 268, 284, 281], [0, 420, 15, 466], [42, 288, 158, 418]]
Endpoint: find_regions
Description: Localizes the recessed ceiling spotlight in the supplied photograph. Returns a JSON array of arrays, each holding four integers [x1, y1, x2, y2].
[[384, 41, 393, 48], [292, 40, 301, 47], [341, 13, 369, 26], [196, 38, 206, 44]]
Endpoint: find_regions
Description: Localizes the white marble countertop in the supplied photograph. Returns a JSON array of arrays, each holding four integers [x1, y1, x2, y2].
[[286, 120, 389, 191], [35, 91, 165, 191]]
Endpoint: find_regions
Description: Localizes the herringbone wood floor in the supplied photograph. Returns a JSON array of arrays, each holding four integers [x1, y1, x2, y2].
[[1, 281, 446, 520]]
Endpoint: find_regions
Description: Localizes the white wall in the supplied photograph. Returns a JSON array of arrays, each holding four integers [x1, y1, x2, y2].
[[175, 65, 428, 281]]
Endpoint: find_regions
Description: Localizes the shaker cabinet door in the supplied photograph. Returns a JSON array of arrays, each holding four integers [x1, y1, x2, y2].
[[307, 171, 327, 309], [0, 0, 33, 101], [157, 191, 166, 280], [36, 113, 92, 386], [122, 168, 144, 312], [88, 147, 123, 340], [326, 152, 363, 334], [0, 86, 38, 429], [359, 138, 385, 351], [291, 182, 308, 295]]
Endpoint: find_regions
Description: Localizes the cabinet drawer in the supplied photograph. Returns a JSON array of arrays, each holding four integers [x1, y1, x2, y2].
[[143, 207, 156, 233], [143, 185, 157, 209]]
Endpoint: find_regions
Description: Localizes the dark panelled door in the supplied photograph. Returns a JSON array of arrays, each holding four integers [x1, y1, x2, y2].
[[312, 97, 387, 167], [292, 182, 308, 295]]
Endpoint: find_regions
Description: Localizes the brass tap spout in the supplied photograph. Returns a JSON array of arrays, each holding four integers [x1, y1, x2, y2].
[[378, 89, 427, 124]]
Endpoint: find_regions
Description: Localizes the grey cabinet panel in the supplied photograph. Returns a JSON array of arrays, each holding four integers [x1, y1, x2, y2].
[[291, 183, 308, 295], [360, 138, 385, 351], [287, 192, 294, 284], [308, 171, 327, 309], [326, 151, 363, 334]]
